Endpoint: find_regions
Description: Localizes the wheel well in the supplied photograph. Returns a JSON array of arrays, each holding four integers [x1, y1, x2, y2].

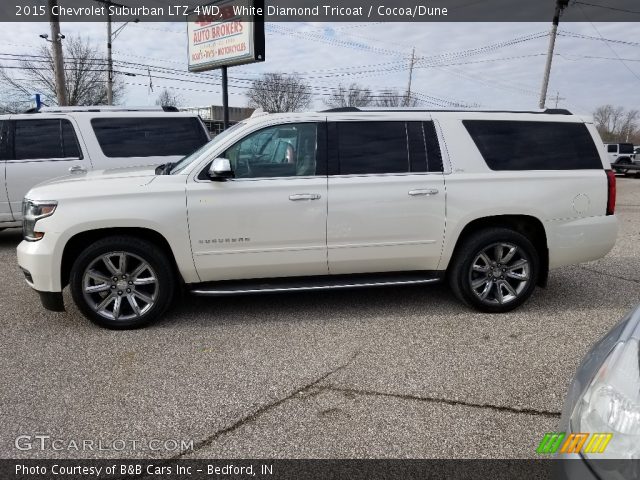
[[60, 228, 180, 288], [449, 215, 549, 287]]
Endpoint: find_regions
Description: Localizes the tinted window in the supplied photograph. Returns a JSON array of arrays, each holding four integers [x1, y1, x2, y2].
[[61, 120, 81, 158], [223, 123, 318, 178], [424, 121, 443, 172], [338, 122, 409, 175], [607, 144, 617, 153], [463, 121, 602, 171], [619, 143, 634, 154], [91, 117, 208, 158], [13, 119, 80, 160]]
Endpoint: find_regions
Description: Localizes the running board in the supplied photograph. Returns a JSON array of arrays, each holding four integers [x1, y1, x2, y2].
[[190, 271, 444, 297]]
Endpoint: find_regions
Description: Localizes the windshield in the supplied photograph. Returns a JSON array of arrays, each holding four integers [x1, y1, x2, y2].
[[620, 143, 634, 154], [170, 122, 246, 174]]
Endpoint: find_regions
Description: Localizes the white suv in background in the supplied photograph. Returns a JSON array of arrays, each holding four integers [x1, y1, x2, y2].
[[605, 142, 637, 174], [0, 106, 210, 229], [17, 108, 618, 329]]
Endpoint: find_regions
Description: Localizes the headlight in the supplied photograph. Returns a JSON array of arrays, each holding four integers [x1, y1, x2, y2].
[[571, 338, 640, 459], [22, 199, 57, 241]]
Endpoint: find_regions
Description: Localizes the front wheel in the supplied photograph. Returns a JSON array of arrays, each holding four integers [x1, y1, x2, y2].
[[448, 228, 539, 313], [70, 236, 175, 329]]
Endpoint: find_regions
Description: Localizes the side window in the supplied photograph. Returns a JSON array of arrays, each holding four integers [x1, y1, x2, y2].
[[424, 121, 444, 172], [463, 120, 602, 171], [61, 120, 81, 158], [338, 122, 409, 175], [222, 123, 318, 178], [607, 144, 617, 153], [91, 117, 209, 158], [13, 119, 80, 160]]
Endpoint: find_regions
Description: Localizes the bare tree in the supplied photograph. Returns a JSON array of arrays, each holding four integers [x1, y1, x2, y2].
[[375, 89, 419, 107], [155, 88, 184, 107], [246, 73, 312, 113], [324, 83, 374, 108], [0, 36, 124, 108], [594, 105, 639, 143]]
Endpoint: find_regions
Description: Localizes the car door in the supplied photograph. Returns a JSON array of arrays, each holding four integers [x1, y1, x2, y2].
[[0, 119, 12, 223], [187, 121, 328, 282], [327, 120, 446, 275], [5, 117, 86, 220]]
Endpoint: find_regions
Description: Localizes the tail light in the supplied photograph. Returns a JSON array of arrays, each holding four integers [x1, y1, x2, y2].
[[606, 170, 616, 216]]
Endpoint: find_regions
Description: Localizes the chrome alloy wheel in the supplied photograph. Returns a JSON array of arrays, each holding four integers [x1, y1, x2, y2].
[[468, 242, 531, 305], [82, 251, 158, 321]]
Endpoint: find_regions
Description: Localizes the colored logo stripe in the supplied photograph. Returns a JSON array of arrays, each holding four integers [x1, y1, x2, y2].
[[583, 433, 613, 454], [560, 433, 589, 454], [537, 432, 613, 454], [537, 433, 566, 454]]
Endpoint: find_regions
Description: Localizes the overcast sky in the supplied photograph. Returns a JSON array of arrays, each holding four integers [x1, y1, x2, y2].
[[1, 21, 638, 115]]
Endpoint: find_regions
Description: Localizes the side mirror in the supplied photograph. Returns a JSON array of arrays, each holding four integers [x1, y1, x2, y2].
[[208, 158, 234, 181]]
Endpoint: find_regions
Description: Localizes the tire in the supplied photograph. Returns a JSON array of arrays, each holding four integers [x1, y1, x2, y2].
[[614, 158, 631, 175], [448, 228, 539, 313], [69, 236, 175, 329]]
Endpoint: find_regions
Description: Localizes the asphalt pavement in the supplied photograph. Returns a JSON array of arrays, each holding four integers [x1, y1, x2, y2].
[[1, 177, 639, 460]]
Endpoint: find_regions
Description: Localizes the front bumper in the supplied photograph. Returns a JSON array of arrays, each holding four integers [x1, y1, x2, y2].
[[16, 231, 64, 293]]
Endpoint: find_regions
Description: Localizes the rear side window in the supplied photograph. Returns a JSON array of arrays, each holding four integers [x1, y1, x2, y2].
[[619, 143, 634, 154], [91, 117, 208, 158], [607, 144, 617, 153], [336, 121, 443, 175], [463, 121, 602, 171], [13, 119, 81, 160]]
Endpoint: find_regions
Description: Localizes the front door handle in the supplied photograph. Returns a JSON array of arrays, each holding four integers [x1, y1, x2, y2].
[[69, 165, 87, 174], [408, 189, 439, 196], [289, 193, 321, 201]]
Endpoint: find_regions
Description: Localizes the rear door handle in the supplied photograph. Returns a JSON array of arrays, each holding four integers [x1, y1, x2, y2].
[[69, 165, 86, 174], [408, 189, 439, 196], [289, 193, 321, 201]]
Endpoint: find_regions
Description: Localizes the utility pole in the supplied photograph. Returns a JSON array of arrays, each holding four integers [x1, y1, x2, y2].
[[106, 2, 113, 105], [221, 66, 229, 129], [405, 47, 416, 107], [48, 0, 68, 106], [539, 0, 570, 109]]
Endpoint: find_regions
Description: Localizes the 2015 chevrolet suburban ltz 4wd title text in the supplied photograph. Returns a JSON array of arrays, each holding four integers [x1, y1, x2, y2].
[[17, 108, 618, 329]]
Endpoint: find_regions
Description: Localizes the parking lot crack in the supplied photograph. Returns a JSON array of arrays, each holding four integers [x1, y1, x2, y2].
[[174, 351, 361, 458], [322, 386, 561, 419], [577, 265, 639, 285]]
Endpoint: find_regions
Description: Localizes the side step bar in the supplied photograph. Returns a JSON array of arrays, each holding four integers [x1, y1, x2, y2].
[[190, 271, 444, 297]]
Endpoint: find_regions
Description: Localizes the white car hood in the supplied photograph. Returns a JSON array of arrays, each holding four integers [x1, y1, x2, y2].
[[25, 166, 161, 201]]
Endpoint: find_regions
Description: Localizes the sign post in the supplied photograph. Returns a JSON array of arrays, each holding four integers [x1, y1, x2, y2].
[[187, 0, 265, 130]]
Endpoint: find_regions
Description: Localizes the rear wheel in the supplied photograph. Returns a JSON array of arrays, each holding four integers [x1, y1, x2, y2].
[[614, 158, 631, 175], [448, 228, 539, 313], [70, 236, 175, 329]]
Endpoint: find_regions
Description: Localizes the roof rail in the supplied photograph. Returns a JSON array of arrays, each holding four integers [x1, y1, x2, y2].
[[27, 105, 180, 114], [320, 107, 573, 115]]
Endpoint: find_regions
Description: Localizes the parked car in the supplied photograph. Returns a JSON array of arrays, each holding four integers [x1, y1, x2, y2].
[[17, 107, 619, 329], [0, 106, 210, 229], [605, 143, 637, 174], [556, 304, 640, 478]]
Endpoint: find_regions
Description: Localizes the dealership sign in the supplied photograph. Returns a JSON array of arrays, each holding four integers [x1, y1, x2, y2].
[[187, 0, 265, 72]]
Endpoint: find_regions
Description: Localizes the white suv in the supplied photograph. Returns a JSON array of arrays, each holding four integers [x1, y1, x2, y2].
[[17, 108, 619, 329], [0, 106, 210, 229], [605, 143, 637, 174]]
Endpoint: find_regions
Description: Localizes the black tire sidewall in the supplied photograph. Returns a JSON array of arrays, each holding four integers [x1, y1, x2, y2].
[[452, 228, 539, 313], [69, 236, 174, 329]]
